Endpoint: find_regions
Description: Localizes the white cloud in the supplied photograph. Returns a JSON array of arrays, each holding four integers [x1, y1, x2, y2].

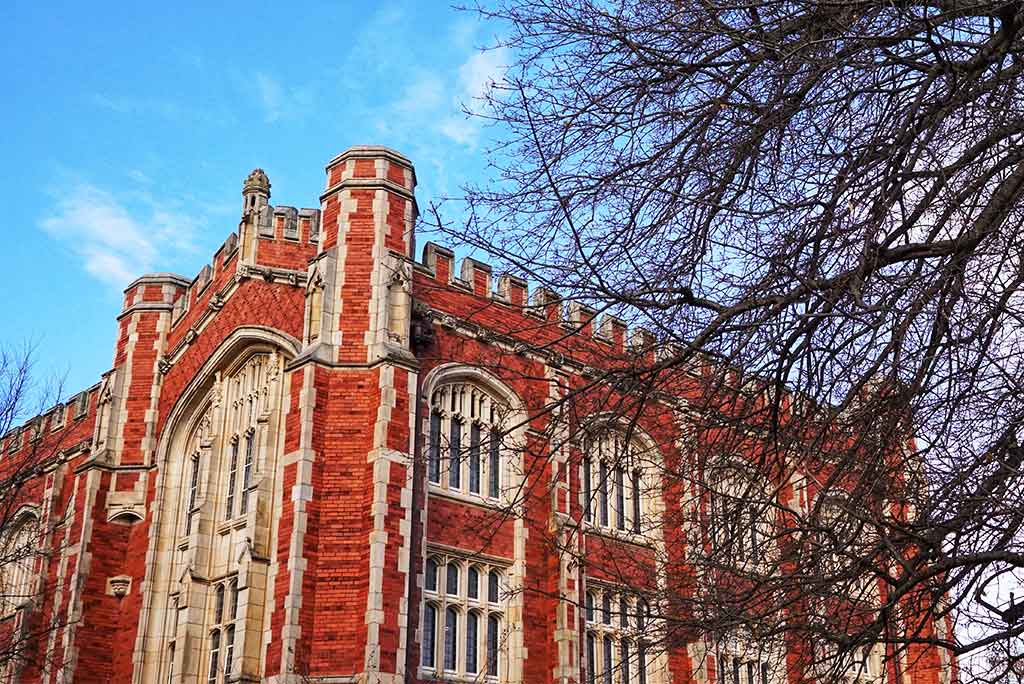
[[39, 182, 200, 290], [396, 72, 445, 113], [254, 72, 284, 122], [458, 47, 509, 103], [250, 71, 317, 124], [431, 47, 510, 148]]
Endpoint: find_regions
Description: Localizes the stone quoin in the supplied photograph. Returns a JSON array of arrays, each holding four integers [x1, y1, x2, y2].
[[0, 147, 958, 684]]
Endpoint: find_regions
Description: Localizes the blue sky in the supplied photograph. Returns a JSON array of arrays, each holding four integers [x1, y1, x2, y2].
[[0, 1, 506, 406]]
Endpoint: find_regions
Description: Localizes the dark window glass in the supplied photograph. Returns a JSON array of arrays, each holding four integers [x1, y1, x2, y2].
[[186, 455, 200, 535], [603, 636, 613, 684], [240, 432, 254, 514], [422, 604, 436, 668], [489, 428, 501, 497], [632, 470, 642, 534], [586, 592, 595, 622], [599, 461, 609, 526], [639, 643, 647, 684], [615, 466, 626, 530], [733, 657, 741, 684], [214, 584, 224, 624], [620, 596, 629, 628], [468, 566, 479, 600], [425, 558, 437, 592], [621, 640, 631, 684], [446, 563, 459, 596], [602, 594, 611, 624], [583, 456, 592, 521], [488, 571, 500, 603], [586, 633, 596, 684], [428, 411, 442, 483], [444, 608, 458, 670], [466, 611, 479, 673], [487, 615, 499, 676], [225, 440, 239, 518], [449, 421, 462, 488], [469, 423, 481, 494]]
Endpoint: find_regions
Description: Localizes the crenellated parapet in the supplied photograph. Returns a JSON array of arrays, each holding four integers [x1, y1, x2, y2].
[[415, 241, 663, 363]]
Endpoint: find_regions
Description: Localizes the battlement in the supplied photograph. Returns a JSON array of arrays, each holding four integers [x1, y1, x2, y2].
[[416, 241, 663, 359]]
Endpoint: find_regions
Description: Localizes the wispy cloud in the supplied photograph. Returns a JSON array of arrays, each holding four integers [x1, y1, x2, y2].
[[39, 182, 202, 289], [251, 71, 317, 123], [90, 93, 234, 125], [437, 46, 509, 148]]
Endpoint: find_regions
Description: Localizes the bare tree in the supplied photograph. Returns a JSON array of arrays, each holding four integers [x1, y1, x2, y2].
[[0, 346, 72, 681], [420, 1, 1024, 683]]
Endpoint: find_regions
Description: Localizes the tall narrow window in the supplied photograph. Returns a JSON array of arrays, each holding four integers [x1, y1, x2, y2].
[[488, 571, 500, 603], [239, 432, 254, 514], [621, 640, 632, 684], [214, 585, 225, 624], [489, 428, 501, 497], [487, 614, 499, 676], [748, 661, 756, 684], [224, 625, 235, 679], [423, 604, 436, 668], [583, 456, 592, 521], [602, 594, 611, 624], [229, 580, 239, 621], [185, 454, 200, 535], [426, 558, 438, 592], [620, 596, 629, 629], [225, 440, 239, 518], [615, 466, 626, 530], [466, 611, 479, 673], [762, 662, 770, 684], [444, 607, 458, 671], [639, 643, 648, 684], [603, 636, 614, 684], [599, 461, 609, 526], [447, 563, 460, 596], [207, 630, 221, 684], [586, 592, 595, 622], [429, 411, 442, 483], [449, 420, 462, 489], [632, 469, 642, 534], [586, 633, 597, 684], [469, 423, 481, 494], [468, 566, 479, 600], [733, 657, 741, 684]]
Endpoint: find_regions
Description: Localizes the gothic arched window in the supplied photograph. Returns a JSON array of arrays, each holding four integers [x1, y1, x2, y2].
[[427, 379, 512, 502]]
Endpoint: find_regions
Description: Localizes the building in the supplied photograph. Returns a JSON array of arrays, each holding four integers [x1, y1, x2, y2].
[[0, 146, 957, 684]]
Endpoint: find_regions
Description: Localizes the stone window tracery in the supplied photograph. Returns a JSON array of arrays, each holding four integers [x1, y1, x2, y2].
[[584, 585, 650, 684], [427, 381, 509, 502], [714, 631, 781, 684], [156, 349, 283, 684], [422, 551, 507, 680], [0, 510, 40, 617], [582, 430, 653, 537]]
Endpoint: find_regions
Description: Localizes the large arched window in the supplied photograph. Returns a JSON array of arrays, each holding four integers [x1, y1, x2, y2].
[[0, 509, 40, 617], [581, 428, 655, 537], [427, 379, 511, 502], [152, 347, 286, 684], [421, 551, 507, 679]]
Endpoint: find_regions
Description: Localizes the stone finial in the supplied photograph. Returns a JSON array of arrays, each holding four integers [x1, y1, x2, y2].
[[243, 168, 271, 196]]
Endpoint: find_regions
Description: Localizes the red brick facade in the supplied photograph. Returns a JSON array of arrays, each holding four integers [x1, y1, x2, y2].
[[0, 147, 957, 684]]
